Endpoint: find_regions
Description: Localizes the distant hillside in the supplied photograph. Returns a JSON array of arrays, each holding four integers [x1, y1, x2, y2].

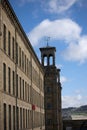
[[62, 105, 87, 120], [75, 105, 87, 113]]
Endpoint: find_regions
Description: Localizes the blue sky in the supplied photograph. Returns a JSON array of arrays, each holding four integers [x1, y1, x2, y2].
[[9, 0, 87, 108]]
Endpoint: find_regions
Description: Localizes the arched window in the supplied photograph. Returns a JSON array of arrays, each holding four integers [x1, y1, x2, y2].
[[44, 56, 47, 66], [49, 55, 53, 65]]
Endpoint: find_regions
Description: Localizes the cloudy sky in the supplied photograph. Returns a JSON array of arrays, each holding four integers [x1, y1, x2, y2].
[[10, 0, 87, 108]]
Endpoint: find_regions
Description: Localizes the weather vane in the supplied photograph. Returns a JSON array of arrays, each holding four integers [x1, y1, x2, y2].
[[45, 36, 50, 47]]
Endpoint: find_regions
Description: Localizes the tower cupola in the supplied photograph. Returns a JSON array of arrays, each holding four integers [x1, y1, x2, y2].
[[40, 46, 56, 66]]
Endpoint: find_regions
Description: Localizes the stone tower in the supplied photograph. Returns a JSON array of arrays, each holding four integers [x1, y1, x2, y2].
[[40, 46, 62, 130]]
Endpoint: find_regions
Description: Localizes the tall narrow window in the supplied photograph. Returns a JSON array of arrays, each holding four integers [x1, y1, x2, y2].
[[49, 56, 53, 65], [22, 51, 23, 69], [16, 42, 18, 64], [26, 109, 27, 128], [20, 77, 21, 99], [47, 103, 52, 109], [4, 103, 6, 130], [8, 31, 11, 56], [8, 67, 11, 94], [22, 51, 24, 70], [19, 47, 21, 67], [29, 111, 32, 128], [28, 110, 29, 128], [44, 56, 47, 66], [27, 59, 28, 76], [9, 105, 11, 130], [3, 63, 6, 91], [17, 107, 19, 130], [16, 74, 18, 97], [28, 85, 29, 102], [13, 71, 15, 95], [29, 61, 31, 77], [23, 109, 25, 128], [13, 106, 15, 130], [25, 82, 27, 101], [20, 108, 22, 129], [25, 55, 26, 73], [23, 80, 24, 100], [12, 37, 14, 60], [3, 24, 6, 51]]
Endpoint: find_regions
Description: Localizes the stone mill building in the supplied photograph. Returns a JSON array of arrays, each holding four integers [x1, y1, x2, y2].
[[0, 0, 62, 130]]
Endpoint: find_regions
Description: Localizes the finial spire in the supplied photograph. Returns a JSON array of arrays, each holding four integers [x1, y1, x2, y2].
[[46, 37, 50, 47]]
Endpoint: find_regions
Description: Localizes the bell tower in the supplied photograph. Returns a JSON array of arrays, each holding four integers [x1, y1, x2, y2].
[[40, 46, 56, 66], [40, 46, 62, 130]]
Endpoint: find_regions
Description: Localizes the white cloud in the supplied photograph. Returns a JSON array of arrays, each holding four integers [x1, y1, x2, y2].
[[28, 18, 87, 63], [60, 76, 67, 84], [18, 0, 80, 14], [28, 18, 81, 46], [47, 0, 78, 13], [19, 0, 78, 13], [63, 36, 87, 63], [62, 94, 87, 108]]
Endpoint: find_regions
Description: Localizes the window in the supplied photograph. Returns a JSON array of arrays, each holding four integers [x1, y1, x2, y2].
[[9, 105, 11, 130], [4, 103, 6, 130], [13, 71, 15, 95], [16, 74, 18, 97], [47, 103, 52, 109], [20, 108, 22, 129], [3, 63, 6, 91], [17, 107, 19, 130], [26, 109, 27, 128], [46, 87, 52, 93], [3, 24, 6, 51], [23, 80, 24, 100], [23, 109, 25, 128], [29, 61, 31, 77], [8, 67, 11, 94], [22, 51, 24, 70], [28, 84, 30, 102], [12, 37, 14, 60], [46, 119, 52, 125], [28, 110, 29, 128], [8, 31, 11, 56], [13, 106, 15, 130], [44, 56, 47, 66], [16, 42, 18, 64], [25, 82, 27, 101], [25, 55, 26, 73], [19, 47, 21, 67], [49, 55, 53, 65], [29, 111, 32, 128], [20, 77, 21, 99], [27, 58, 28, 75]]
